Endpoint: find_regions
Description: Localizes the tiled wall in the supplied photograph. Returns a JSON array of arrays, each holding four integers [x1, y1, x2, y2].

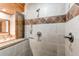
[[65, 3, 79, 56], [25, 24, 65, 56], [25, 3, 79, 25], [25, 3, 66, 19], [25, 3, 67, 56], [0, 39, 32, 56], [25, 3, 79, 56], [65, 15, 79, 56]]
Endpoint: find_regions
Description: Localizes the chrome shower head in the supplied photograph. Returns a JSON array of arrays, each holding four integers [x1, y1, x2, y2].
[[36, 8, 40, 12]]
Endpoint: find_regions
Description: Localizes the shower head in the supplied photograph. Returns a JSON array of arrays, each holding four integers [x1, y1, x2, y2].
[[36, 8, 40, 17], [36, 8, 40, 12]]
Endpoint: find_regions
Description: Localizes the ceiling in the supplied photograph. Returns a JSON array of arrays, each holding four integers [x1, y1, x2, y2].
[[0, 3, 25, 15]]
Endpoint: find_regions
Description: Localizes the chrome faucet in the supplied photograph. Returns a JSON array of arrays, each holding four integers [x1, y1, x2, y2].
[[37, 31, 42, 41], [64, 33, 74, 43]]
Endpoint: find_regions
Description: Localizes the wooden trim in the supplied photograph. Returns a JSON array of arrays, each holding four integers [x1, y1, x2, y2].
[[8, 20, 10, 35], [0, 10, 12, 15], [15, 11, 24, 39], [0, 20, 10, 34], [16, 3, 25, 11], [0, 3, 25, 15]]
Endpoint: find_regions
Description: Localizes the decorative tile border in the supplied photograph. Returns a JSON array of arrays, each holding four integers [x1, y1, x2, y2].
[[66, 3, 79, 21], [25, 3, 79, 25], [25, 15, 66, 25]]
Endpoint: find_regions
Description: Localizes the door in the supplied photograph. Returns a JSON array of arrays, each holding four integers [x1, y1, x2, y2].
[[15, 12, 25, 39]]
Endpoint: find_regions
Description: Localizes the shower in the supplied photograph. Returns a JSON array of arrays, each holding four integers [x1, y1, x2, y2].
[[36, 8, 40, 17]]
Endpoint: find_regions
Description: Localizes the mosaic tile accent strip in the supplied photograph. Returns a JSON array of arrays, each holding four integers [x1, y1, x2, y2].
[[66, 4, 79, 21], [25, 15, 66, 25]]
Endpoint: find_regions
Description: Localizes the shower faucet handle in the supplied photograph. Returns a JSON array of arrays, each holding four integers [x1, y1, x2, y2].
[[64, 33, 74, 43], [37, 31, 42, 37], [37, 31, 42, 41]]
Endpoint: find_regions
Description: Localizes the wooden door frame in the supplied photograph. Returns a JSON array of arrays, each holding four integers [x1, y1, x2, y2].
[[15, 11, 24, 39]]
